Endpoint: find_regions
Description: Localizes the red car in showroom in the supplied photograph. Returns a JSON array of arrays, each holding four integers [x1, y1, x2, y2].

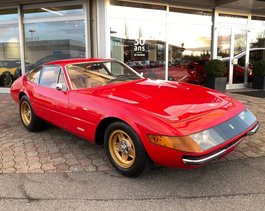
[[11, 58, 259, 177]]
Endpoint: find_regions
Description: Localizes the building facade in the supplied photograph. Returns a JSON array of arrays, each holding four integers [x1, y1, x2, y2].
[[0, 0, 265, 93]]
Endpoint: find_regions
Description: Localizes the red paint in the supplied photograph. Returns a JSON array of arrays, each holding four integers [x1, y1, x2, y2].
[[10, 58, 257, 168]]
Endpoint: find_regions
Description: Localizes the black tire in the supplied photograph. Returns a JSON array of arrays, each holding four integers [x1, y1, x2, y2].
[[0, 71, 13, 87], [104, 122, 152, 177], [14, 68, 22, 80], [19, 95, 46, 132]]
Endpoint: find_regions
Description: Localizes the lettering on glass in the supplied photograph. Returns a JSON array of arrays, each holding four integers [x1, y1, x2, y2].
[[134, 38, 146, 57]]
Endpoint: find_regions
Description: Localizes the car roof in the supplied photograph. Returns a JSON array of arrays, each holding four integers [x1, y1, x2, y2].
[[46, 58, 114, 66]]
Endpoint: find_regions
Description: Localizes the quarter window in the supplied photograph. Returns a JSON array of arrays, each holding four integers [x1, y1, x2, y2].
[[39, 66, 60, 88], [58, 70, 68, 90], [27, 67, 41, 84]]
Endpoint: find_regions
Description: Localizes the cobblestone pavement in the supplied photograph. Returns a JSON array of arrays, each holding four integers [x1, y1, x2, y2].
[[0, 91, 264, 174]]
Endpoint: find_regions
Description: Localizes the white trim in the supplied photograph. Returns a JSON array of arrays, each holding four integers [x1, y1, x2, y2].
[[226, 83, 249, 90], [84, 2, 91, 58], [228, 28, 234, 89], [105, 0, 111, 58], [212, 9, 218, 59], [0, 88, 10, 93], [165, 5, 169, 81], [18, 5, 26, 76]]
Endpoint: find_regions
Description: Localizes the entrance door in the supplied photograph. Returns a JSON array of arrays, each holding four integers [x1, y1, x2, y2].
[[217, 28, 248, 89]]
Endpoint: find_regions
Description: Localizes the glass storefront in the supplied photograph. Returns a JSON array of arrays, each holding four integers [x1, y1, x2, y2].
[[0, 9, 20, 88], [0, 0, 265, 92], [21, 5, 85, 78], [109, 2, 167, 80], [250, 17, 265, 61], [108, 2, 213, 82], [168, 8, 212, 84]]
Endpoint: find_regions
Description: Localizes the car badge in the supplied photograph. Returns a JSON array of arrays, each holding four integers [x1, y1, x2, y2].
[[229, 124, 235, 130]]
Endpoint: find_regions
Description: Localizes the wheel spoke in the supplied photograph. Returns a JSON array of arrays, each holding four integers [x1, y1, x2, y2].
[[114, 143, 120, 152], [128, 148, 135, 159], [117, 132, 125, 141], [121, 153, 129, 162]]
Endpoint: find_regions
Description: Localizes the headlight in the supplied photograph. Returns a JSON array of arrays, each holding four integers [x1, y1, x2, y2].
[[148, 109, 257, 153], [190, 129, 225, 151], [148, 135, 203, 153]]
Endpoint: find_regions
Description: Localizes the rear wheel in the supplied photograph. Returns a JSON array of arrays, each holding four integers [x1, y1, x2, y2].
[[104, 122, 152, 177], [19, 95, 46, 132]]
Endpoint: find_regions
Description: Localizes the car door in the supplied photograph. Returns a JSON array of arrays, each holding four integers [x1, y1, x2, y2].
[[33, 65, 71, 130]]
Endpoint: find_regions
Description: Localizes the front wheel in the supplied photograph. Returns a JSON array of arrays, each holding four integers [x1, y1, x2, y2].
[[104, 122, 152, 177]]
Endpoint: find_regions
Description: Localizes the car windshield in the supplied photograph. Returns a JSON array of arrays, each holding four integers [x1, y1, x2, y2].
[[66, 60, 142, 90]]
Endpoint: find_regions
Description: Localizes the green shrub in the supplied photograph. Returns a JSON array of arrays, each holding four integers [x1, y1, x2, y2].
[[205, 59, 226, 78], [253, 60, 265, 76]]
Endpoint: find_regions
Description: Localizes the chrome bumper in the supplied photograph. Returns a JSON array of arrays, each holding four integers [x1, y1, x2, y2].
[[183, 121, 259, 166], [183, 137, 243, 165], [183, 149, 227, 165], [183, 122, 260, 166], [247, 122, 260, 136]]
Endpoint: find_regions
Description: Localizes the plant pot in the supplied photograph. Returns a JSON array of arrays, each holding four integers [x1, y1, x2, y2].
[[252, 75, 265, 90], [205, 77, 227, 93]]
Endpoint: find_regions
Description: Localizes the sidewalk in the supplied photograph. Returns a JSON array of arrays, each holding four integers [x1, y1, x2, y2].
[[0, 91, 264, 174]]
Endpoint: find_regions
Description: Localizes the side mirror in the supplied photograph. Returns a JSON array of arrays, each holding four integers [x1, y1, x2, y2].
[[56, 83, 63, 91]]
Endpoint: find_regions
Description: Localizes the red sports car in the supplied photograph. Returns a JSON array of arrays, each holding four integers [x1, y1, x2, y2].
[[10, 58, 259, 177]]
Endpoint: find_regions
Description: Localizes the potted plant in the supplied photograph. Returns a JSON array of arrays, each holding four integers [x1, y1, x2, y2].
[[204, 59, 227, 92], [252, 60, 265, 90]]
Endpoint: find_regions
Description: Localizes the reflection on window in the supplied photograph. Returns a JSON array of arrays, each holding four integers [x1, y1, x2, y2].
[[167, 8, 212, 84], [109, 3, 167, 80], [58, 70, 68, 90], [39, 66, 60, 88], [0, 9, 20, 88], [23, 5, 84, 19], [67, 61, 141, 89], [23, 5, 85, 80], [27, 67, 41, 84]]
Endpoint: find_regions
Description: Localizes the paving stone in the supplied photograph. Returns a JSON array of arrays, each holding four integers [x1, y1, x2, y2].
[[0, 92, 264, 174], [92, 158, 107, 166], [65, 158, 79, 166], [83, 164, 97, 172], [69, 165, 85, 173], [97, 164, 112, 171], [2, 167, 16, 173], [55, 163, 70, 172], [53, 157, 66, 165], [41, 163, 55, 171]]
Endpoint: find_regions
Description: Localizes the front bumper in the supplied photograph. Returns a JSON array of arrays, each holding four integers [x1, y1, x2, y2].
[[182, 122, 260, 165]]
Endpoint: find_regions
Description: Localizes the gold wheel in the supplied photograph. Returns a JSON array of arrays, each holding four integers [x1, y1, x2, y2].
[[108, 129, 136, 168], [20, 101, 32, 126]]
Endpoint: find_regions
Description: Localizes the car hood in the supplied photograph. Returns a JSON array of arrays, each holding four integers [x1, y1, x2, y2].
[[85, 79, 232, 122]]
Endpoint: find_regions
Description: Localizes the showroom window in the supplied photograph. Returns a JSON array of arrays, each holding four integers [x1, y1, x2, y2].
[[0, 8, 20, 88], [22, 4, 86, 76], [250, 16, 265, 51], [109, 1, 167, 80], [167, 8, 212, 84], [108, 2, 212, 82]]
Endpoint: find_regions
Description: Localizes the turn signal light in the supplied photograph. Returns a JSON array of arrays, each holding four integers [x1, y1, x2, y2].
[[148, 135, 203, 153]]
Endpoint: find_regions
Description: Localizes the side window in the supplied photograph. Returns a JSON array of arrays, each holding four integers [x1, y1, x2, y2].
[[58, 71, 68, 90], [27, 67, 41, 84], [39, 66, 60, 88]]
